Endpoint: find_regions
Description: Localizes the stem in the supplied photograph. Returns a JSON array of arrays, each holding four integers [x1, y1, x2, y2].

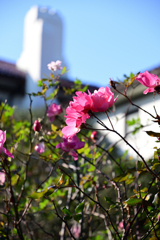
[[7, 164, 24, 239], [59, 166, 121, 240], [96, 118, 160, 181], [114, 88, 156, 119], [106, 111, 114, 130]]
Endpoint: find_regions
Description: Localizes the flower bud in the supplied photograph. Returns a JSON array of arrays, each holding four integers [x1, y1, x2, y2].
[[33, 120, 41, 132]]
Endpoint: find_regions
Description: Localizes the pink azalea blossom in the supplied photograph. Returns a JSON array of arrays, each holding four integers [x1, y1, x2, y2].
[[62, 87, 117, 137], [89, 87, 118, 112], [71, 224, 81, 238], [135, 71, 160, 94], [56, 135, 85, 160], [0, 130, 14, 159], [35, 142, 45, 154], [0, 170, 5, 186], [33, 120, 41, 132], [47, 103, 62, 122], [47, 60, 62, 71], [62, 124, 80, 138], [62, 91, 92, 137], [90, 131, 98, 141]]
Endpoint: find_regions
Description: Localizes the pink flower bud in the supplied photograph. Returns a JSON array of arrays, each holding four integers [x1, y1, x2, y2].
[[33, 120, 41, 132], [90, 131, 98, 141]]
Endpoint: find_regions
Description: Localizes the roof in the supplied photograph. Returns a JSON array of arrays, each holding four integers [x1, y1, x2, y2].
[[0, 60, 26, 96], [0, 60, 26, 79]]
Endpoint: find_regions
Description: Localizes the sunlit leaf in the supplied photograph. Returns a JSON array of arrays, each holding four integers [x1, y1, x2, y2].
[[75, 200, 85, 214], [125, 176, 135, 185], [152, 162, 160, 170], [124, 198, 142, 206], [88, 164, 95, 172], [57, 174, 64, 187], [61, 66, 67, 74], [62, 207, 71, 216], [28, 187, 55, 199], [112, 173, 129, 182], [38, 80, 43, 87]]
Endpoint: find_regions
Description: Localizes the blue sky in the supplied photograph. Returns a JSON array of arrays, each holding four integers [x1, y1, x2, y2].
[[0, 0, 160, 87]]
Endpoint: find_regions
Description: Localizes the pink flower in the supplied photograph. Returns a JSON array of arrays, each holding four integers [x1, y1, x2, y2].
[[0, 170, 5, 186], [90, 131, 98, 141], [33, 120, 41, 132], [118, 221, 123, 230], [35, 142, 45, 154], [135, 71, 160, 94], [62, 87, 117, 137], [0, 130, 14, 159], [62, 91, 92, 137], [47, 103, 62, 122], [47, 60, 62, 71], [56, 135, 85, 160], [71, 224, 81, 239], [89, 87, 117, 112]]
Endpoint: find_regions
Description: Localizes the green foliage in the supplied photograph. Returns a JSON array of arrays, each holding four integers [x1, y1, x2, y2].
[[0, 67, 160, 240]]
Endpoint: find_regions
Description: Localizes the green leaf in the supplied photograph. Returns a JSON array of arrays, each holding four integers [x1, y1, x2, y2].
[[57, 174, 64, 187], [28, 187, 55, 199], [46, 88, 59, 100], [75, 200, 85, 214], [62, 207, 71, 216], [112, 173, 129, 182], [64, 215, 72, 221], [61, 66, 67, 74], [104, 197, 115, 204], [88, 164, 95, 172], [125, 176, 135, 185], [74, 214, 82, 222], [149, 237, 159, 240], [74, 79, 81, 85], [38, 80, 43, 87], [146, 131, 160, 137], [124, 198, 142, 206], [152, 162, 160, 170], [28, 191, 47, 199]]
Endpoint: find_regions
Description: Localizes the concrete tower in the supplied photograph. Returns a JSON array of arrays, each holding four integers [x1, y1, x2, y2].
[[16, 6, 67, 107]]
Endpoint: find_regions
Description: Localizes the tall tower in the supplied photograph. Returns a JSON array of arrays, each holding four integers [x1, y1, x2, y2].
[[16, 6, 67, 107]]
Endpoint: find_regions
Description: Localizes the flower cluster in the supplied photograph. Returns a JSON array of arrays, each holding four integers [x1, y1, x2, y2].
[[47, 60, 62, 72], [135, 71, 160, 94], [0, 130, 14, 159], [47, 103, 62, 122], [62, 87, 117, 138], [57, 86, 117, 160]]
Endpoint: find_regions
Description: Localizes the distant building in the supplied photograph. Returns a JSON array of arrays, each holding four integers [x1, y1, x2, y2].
[[16, 6, 68, 108], [0, 6, 97, 108]]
